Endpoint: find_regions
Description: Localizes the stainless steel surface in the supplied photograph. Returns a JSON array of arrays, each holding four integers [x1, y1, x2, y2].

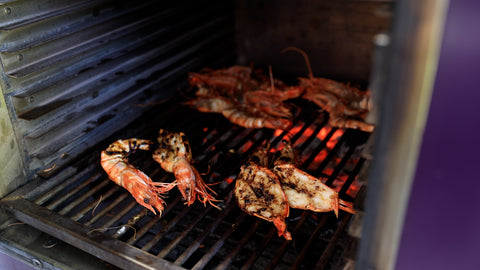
[[0, 215, 120, 270], [356, 1, 449, 270], [0, 251, 35, 270]]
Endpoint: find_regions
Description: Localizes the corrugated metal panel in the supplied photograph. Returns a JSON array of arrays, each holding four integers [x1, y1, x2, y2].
[[0, 0, 236, 181]]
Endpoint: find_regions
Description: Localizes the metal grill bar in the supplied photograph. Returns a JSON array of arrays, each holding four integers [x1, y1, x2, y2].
[[157, 204, 216, 259], [296, 120, 329, 152], [174, 203, 235, 265], [84, 193, 129, 227], [291, 215, 330, 269], [315, 214, 353, 270], [339, 158, 366, 197], [313, 130, 349, 176], [141, 201, 193, 252], [215, 218, 261, 270], [192, 213, 248, 270], [31, 164, 97, 204], [44, 172, 102, 210], [241, 228, 278, 270], [99, 201, 138, 231], [58, 178, 110, 216], [126, 196, 183, 245], [267, 212, 311, 269], [301, 128, 338, 167], [1, 197, 184, 270], [70, 185, 121, 222], [324, 146, 357, 187]]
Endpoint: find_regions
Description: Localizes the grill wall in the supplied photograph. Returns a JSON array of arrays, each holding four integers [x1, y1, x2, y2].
[[0, 0, 392, 196], [0, 0, 236, 196]]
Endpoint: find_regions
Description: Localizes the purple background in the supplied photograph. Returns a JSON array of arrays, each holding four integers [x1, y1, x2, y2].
[[395, 0, 480, 269]]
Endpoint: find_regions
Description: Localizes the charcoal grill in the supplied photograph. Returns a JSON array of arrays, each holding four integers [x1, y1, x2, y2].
[[0, 0, 448, 269], [1, 96, 369, 269]]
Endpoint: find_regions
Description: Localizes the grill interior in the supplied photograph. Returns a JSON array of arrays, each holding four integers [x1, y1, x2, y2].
[[0, 1, 450, 269], [2, 94, 370, 269]]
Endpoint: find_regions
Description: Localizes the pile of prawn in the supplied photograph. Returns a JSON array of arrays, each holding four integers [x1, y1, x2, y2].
[[185, 65, 303, 130], [186, 48, 374, 132], [100, 129, 220, 216]]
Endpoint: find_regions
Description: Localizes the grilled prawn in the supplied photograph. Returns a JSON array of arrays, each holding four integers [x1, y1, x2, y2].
[[186, 96, 292, 129], [284, 47, 374, 132], [100, 139, 174, 215], [153, 129, 220, 209], [186, 65, 302, 130], [234, 147, 292, 240], [273, 140, 355, 217]]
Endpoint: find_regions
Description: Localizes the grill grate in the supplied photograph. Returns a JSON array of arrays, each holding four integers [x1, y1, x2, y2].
[[1, 96, 369, 270]]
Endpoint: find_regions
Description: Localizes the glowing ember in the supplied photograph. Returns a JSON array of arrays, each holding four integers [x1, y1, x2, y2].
[[306, 149, 328, 170], [316, 127, 331, 141], [268, 144, 280, 154], [330, 173, 349, 192], [224, 176, 235, 184], [287, 124, 304, 139], [294, 125, 315, 145], [322, 167, 334, 176], [326, 129, 344, 149], [346, 181, 362, 198], [274, 129, 283, 137], [237, 140, 254, 153], [331, 129, 344, 140]]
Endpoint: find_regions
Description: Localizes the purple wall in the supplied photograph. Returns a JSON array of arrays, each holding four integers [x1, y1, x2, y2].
[[395, 0, 480, 269]]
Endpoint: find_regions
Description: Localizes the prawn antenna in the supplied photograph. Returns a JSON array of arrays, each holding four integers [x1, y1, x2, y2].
[[268, 65, 275, 92], [282, 47, 314, 80]]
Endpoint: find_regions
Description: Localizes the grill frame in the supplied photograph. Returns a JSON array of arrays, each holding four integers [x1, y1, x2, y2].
[[0, 1, 449, 269]]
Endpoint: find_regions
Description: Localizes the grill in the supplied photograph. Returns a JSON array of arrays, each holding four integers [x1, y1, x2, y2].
[[2, 96, 369, 269], [0, 0, 448, 269]]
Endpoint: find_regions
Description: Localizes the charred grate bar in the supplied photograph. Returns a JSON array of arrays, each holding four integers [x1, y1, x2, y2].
[[1, 97, 369, 269]]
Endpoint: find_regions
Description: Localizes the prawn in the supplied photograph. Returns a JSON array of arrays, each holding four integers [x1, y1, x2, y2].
[[152, 129, 220, 209], [100, 139, 175, 215]]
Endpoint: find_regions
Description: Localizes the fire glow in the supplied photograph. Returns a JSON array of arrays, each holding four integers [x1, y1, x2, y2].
[[317, 127, 331, 141], [326, 129, 344, 149]]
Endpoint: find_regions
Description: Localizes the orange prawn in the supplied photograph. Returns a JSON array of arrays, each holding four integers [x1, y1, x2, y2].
[[153, 129, 220, 209], [100, 139, 175, 215]]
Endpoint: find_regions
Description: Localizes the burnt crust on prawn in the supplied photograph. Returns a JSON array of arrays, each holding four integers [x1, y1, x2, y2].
[[234, 139, 356, 240], [153, 129, 220, 209], [272, 139, 355, 217], [234, 147, 292, 240]]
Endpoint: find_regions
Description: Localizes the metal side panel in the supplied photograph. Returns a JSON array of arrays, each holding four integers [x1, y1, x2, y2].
[[1, 197, 185, 270], [0, 0, 103, 30], [0, 0, 236, 188]]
